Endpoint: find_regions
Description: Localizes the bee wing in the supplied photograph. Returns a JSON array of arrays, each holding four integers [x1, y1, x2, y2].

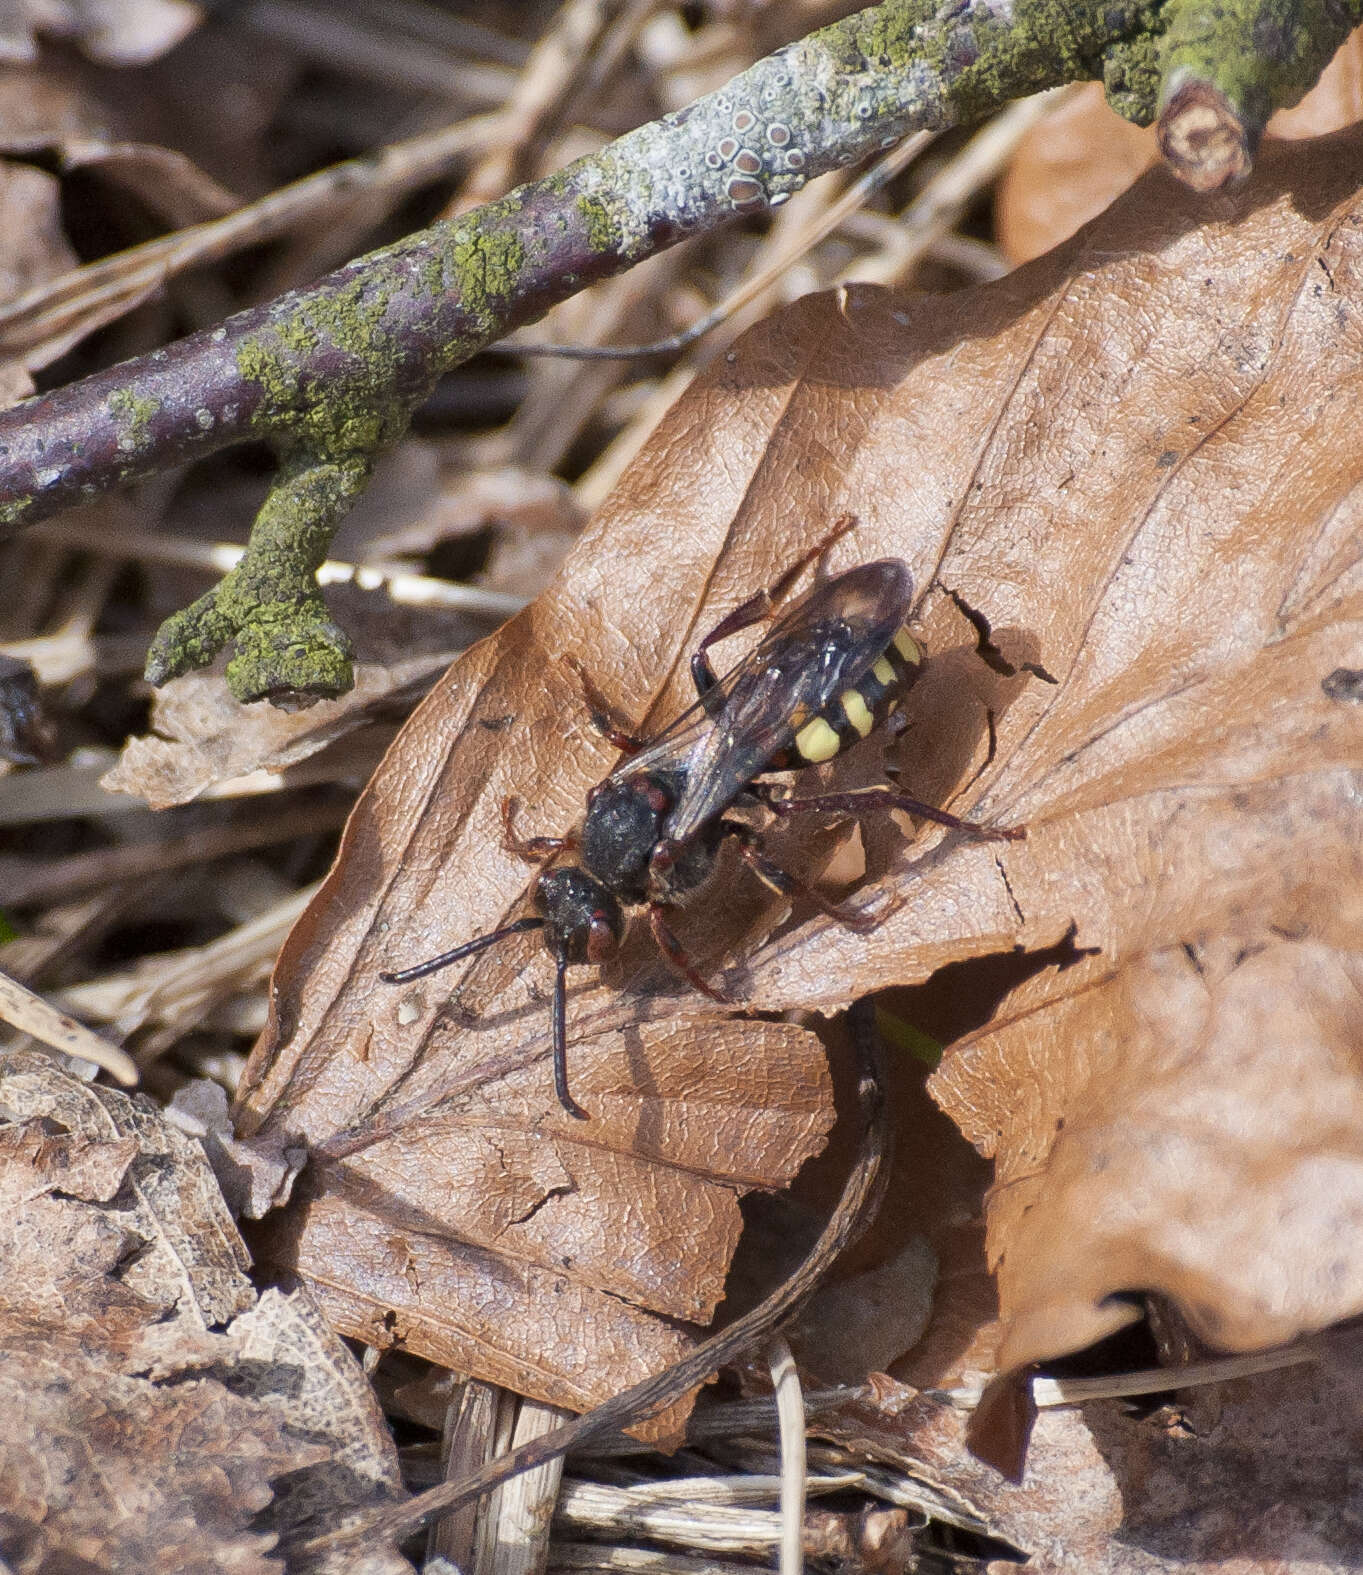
[[624, 560, 914, 843]]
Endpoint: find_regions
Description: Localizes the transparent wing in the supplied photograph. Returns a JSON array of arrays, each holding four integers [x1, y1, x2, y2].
[[617, 559, 914, 842]]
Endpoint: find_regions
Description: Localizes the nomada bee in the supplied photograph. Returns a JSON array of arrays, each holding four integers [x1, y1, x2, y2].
[[383, 530, 1022, 1118]]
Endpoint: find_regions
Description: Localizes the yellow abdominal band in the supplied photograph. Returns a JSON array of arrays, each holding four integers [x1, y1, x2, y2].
[[792, 625, 922, 764], [794, 714, 842, 762]]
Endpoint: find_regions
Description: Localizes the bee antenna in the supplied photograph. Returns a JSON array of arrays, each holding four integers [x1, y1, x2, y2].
[[551, 946, 590, 1121], [379, 915, 545, 984]]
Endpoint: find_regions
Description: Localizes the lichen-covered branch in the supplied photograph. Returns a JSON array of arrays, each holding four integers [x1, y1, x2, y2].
[[1156, 0, 1363, 189], [0, 0, 1132, 535], [0, 0, 1353, 701], [143, 447, 371, 703]]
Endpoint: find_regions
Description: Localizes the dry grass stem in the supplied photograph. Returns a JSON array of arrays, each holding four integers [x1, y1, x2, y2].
[[0, 966, 138, 1084], [767, 1338, 806, 1575]]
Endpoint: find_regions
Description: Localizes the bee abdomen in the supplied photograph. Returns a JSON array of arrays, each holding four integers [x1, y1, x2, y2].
[[791, 625, 922, 765]]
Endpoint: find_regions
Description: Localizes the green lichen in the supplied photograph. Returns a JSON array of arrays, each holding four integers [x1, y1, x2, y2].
[[182, 185, 543, 702], [415, 240, 453, 306], [107, 388, 162, 453], [234, 262, 431, 457], [820, 0, 1162, 126], [235, 335, 299, 413], [221, 598, 354, 704], [931, 0, 1102, 120], [837, 3, 932, 73], [576, 192, 622, 256], [1159, 0, 1358, 125], [0, 493, 34, 530], [145, 446, 370, 701], [448, 220, 527, 331], [1105, 27, 1165, 122], [210, 206, 540, 701]]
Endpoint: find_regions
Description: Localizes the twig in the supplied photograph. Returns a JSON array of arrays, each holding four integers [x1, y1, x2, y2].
[[453, 0, 655, 213], [32, 519, 527, 621], [0, 116, 499, 372], [566, 1389, 865, 1457], [0, 0, 1354, 704], [0, 0, 1156, 705], [59, 881, 319, 1045], [848, 86, 1081, 288], [239, 0, 523, 101], [1154, 0, 1358, 190], [0, 797, 352, 910], [489, 1398, 574, 1575], [429, 1378, 504, 1568], [931, 1339, 1322, 1409], [500, 128, 934, 359]]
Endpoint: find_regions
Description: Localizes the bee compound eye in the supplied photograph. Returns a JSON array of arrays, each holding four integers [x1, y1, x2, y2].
[[586, 911, 618, 964]]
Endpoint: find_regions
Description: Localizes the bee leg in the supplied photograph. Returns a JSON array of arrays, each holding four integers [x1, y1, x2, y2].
[[724, 819, 878, 933], [757, 785, 1025, 843], [689, 513, 860, 699], [563, 654, 647, 752], [649, 904, 728, 1002], [502, 796, 579, 860]]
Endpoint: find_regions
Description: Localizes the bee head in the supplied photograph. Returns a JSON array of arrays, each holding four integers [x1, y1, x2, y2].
[[533, 866, 623, 966]]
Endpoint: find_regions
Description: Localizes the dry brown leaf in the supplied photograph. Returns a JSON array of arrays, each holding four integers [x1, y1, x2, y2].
[[1, 1050, 255, 1335], [357, 464, 584, 573], [0, 159, 76, 399], [247, 1012, 833, 1428], [0, 1336, 314, 1575], [0, 65, 103, 146], [818, 1336, 1363, 1574], [0, 75, 235, 223], [0, 59, 242, 372], [237, 128, 1363, 1432], [997, 27, 1363, 264], [936, 939, 1363, 1412], [0, 1052, 413, 1573], [105, 652, 459, 808], [994, 83, 1158, 267], [59, 135, 238, 227], [787, 1234, 937, 1383]]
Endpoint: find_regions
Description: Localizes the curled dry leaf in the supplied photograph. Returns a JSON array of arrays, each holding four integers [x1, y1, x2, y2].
[[819, 1335, 1363, 1573], [1, 1048, 254, 1338], [0, 160, 76, 401], [105, 650, 461, 808], [940, 937, 1363, 1467], [0, 58, 245, 375], [0, 1052, 412, 1574], [238, 126, 1363, 1433]]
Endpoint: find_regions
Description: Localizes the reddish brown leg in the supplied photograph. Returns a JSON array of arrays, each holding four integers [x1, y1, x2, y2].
[[649, 904, 728, 1001], [690, 513, 860, 697], [725, 820, 878, 933], [502, 796, 578, 861], [754, 784, 1025, 843], [563, 654, 647, 753]]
